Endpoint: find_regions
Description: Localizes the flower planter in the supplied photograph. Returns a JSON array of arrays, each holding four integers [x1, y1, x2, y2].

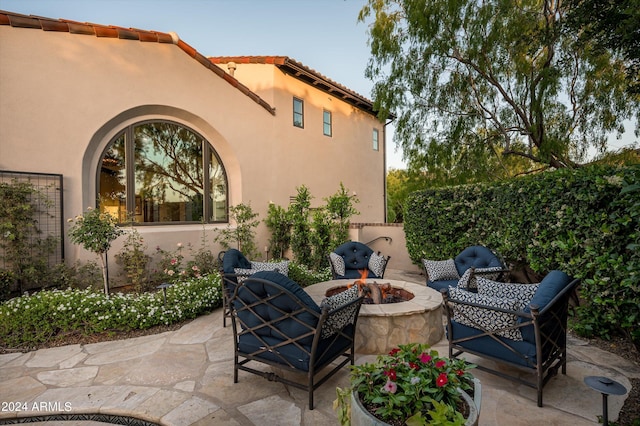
[[350, 378, 481, 426]]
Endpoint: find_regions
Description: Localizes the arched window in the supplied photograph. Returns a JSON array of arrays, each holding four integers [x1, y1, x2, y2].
[[98, 121, 228, 223]]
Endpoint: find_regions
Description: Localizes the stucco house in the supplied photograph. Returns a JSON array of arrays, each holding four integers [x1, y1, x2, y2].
[[0, 10, 392, 270]]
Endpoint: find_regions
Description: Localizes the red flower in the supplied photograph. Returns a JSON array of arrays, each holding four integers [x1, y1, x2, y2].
[[409, 362, 420, 370], [436, 360, 446, 369], [419, 353, 432, 363], [457, 369, 465, 376], [384, 369, 397, 381], [389, 348, 401, 356], [436, 373, 448, 387]]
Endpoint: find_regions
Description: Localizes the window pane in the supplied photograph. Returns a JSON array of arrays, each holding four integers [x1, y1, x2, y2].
[[373, 128, 379, 151], [134, 122, 204, 223], [323, 110, 332, 136], [99, 134, 127, 222], [293, 98, 304, 128], [210, 151, 228, 222]]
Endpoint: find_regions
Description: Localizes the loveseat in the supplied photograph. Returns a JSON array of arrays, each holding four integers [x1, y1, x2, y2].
[[442, 270, 580, 407], [422, 245, 506, 293]]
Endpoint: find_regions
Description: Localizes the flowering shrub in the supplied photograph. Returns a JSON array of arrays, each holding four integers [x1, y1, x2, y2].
[[347, 343, 475, 425], [154, 243, 186, 282], [0, 274, 222, 350]]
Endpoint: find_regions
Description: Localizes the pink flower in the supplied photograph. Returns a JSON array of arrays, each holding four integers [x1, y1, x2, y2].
[[419, 353, 432, 363], [170, 258, 177, 265], [192, 265, 199, 271], [436, 373, 448, 387], [383, 380, 397, 394], [436, 360, 446, 369]]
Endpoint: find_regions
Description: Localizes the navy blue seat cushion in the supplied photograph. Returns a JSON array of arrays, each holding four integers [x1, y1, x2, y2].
[[427, 278, 459, 293], [238, 324, 355, 371], [333, 241, 382, 278], [519, 270, 572, 342], [235, 271, 321, 345], [454, 246, 503, 276], [223, 249, 252, 273], [450, 322, 537, 368]]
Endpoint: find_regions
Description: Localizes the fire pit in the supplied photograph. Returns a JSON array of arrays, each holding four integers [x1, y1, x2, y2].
[[306, 279, 444, 354], [325, 281, 415, 304]]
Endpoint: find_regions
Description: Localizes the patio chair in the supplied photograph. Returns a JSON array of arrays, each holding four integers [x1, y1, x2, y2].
[[328, 241, 390, 280], [422, 245, 508, 294], [227, 270, 364, 409], [218, 249, 289, 327], [442, 270, 580, 407]]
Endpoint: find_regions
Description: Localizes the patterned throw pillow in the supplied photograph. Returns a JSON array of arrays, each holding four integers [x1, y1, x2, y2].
[[320, 286, 359, 338], [474, 266, 504, 281], [251, 260, 289, 276], [477, 277, 539, 310], [329, 252, 346, 276], [423, 258, 460, 281], [449, 287, 523, 341], [368, 252, 387, 277], [457, 268, 475, 290]]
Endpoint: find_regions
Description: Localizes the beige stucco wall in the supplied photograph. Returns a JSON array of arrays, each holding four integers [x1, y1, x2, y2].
[[0, 26, 387, 275]]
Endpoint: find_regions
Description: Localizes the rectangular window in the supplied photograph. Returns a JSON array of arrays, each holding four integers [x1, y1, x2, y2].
[[323, 110, 332, 136], [372, 128, 380, 151], [293, 97, 304, 128]]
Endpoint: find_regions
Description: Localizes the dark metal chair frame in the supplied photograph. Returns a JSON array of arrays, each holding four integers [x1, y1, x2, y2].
[[442, 277, 580, 407], [226, 274, 364, 409]]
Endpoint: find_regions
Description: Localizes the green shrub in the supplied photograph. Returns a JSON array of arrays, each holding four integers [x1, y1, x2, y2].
[[0, 273, 222, 350], [405, 164, 640, 349], [288, 261, 332, 287]]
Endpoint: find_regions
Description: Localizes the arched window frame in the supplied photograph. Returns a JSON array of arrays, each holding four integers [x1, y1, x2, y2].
[[96, 119, 229, 224]]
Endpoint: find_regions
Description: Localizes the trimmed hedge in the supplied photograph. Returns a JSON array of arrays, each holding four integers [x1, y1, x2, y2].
[[405, 164, 639, 348]]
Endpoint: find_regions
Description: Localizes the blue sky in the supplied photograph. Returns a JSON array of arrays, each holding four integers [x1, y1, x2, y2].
[[0, 0, 407, 169]]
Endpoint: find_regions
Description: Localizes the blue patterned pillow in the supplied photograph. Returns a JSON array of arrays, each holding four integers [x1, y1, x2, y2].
[[368, 252, 387, 277], [423, 258, 460, 281], [449, 287, 522, 341], [477, 277, 539, 310], [329, 252, 346, 276], [320, 286, 359, 338]]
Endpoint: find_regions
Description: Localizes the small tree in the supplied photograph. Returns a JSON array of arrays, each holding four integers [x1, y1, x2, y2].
[[215, 203, 260, 259], [264, 203, 291, 260], [324, 182, 359, 247], [68, 207, 123, 295], [289, 186, 313, 266]]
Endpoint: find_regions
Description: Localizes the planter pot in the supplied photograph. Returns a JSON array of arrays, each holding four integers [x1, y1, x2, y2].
[[350, 378, 481, 426]]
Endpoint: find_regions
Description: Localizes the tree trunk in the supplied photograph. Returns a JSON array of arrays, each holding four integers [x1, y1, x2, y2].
[[99, 252, 110, 297]]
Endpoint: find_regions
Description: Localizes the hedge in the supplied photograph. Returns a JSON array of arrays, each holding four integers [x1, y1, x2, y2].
[[404, 164, 639, 348]]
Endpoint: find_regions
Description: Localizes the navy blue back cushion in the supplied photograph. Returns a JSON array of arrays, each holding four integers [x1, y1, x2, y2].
[[454, 245, 503, 276], [333, 241, 374, 272], [223, 249, 252, 273], [519, 270, 572, 342], [236, 271, 320, 345]]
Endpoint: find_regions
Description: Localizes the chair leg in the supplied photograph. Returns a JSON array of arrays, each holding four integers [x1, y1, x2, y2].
[[308, 372, 315, 410]]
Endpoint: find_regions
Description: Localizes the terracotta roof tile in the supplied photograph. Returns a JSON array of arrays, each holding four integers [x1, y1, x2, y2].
[[0, 9, 276, 115]]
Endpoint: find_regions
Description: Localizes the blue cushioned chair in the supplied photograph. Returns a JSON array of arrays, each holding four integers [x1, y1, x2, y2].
[[423, 245, 507, 293], [227, 271, 364, 409], [218, 249, 253, 327], [442, 270, 580, 407], [329, 241, 390, 280]]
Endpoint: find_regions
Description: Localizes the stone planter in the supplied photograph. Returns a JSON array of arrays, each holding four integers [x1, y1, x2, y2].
[[350, 378, 481, 426]]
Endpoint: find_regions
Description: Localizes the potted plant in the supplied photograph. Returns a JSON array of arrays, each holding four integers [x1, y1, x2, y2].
[[335, 343, 480, 426]]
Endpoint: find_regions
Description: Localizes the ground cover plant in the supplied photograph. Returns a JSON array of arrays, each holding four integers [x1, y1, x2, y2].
[[0, 273, 222, 351]]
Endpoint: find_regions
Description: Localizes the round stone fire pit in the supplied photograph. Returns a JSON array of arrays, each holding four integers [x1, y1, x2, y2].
[[306, 279, 444, 354]]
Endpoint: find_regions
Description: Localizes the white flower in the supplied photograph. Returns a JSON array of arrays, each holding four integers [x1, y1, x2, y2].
[[177, 242, 183, 248], [167, 270, 175, 276]]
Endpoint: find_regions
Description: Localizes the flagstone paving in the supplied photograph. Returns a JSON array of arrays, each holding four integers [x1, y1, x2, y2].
[[1, 270, 638, 425]]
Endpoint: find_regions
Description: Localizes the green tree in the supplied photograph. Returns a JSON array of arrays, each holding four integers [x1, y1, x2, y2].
[[214, 203, 260, 259], [68, 207, 124, 295], [324, 182, 359, 247], [359, 0, 639, 174], [289, 186, 313, 266], [264, 203, 291, 260], [565, 0, 640, 94]]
